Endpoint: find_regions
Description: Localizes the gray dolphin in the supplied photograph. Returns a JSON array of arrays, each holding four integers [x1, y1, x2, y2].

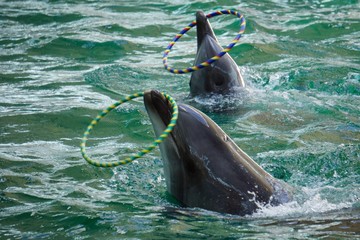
[[144, 90, 292, 216], [190, 11, 245, 96]]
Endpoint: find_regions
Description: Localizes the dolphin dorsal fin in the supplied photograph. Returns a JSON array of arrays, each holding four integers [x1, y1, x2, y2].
[[196, 11, 218, 48]]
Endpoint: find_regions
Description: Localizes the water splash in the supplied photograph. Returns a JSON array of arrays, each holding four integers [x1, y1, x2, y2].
[[185, 87, 251, 112], [252, 188, 355, 219]]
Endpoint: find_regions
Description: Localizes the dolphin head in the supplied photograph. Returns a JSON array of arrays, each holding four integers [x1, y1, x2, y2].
[[144, 90, 292, 215], [189, 11, 245, 97]]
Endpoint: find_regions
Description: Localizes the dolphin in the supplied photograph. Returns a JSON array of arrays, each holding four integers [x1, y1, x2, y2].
[[144, 90, 292, 216], [189, 11, 245, 97]]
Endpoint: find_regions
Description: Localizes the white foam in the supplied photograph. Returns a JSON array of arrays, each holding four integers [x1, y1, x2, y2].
[[250, 187, 353, 219]]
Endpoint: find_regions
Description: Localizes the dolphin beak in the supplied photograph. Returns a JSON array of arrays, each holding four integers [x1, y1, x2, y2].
[[144, 90, 173, 136], [195, 10, 217, 47]]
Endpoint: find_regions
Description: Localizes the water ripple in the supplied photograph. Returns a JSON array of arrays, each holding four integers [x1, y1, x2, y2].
[[0, 0, 359, 239]]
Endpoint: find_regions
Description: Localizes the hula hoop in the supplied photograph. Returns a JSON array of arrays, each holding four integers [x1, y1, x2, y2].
[[80, 92, 178, 168], [163, 9, 246, 74]]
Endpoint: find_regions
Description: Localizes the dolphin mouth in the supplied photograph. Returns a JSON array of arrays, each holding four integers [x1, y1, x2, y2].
[[144, 90, 173, 136]]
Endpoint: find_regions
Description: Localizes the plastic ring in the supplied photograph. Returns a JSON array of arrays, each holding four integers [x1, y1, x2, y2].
[[163, 9, 246, 74], [80, 92, 178, 168]]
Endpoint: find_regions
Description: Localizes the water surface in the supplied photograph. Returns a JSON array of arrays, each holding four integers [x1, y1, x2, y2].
[[0, 0, 359, 239]]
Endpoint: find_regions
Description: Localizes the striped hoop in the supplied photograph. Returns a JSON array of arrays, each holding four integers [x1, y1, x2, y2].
[[163, 9, 246, 74], [80, 92, 178, 168]]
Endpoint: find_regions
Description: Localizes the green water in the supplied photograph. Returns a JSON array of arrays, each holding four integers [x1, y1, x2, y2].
[[1, 0, 359, 239]]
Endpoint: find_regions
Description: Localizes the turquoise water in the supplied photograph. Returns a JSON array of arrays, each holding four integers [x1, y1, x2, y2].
[[1, 0, 359, 239]]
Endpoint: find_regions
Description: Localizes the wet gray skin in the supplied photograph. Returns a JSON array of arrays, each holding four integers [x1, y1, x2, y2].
[[189, 11, 245, 97], [144, 90, 292, 215]]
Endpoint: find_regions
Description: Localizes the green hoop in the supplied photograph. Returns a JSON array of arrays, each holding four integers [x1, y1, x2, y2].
[[80, 92, 178, 168]]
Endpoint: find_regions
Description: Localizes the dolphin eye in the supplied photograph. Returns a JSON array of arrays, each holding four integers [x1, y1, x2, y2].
[[214, 78, 224, 86]]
